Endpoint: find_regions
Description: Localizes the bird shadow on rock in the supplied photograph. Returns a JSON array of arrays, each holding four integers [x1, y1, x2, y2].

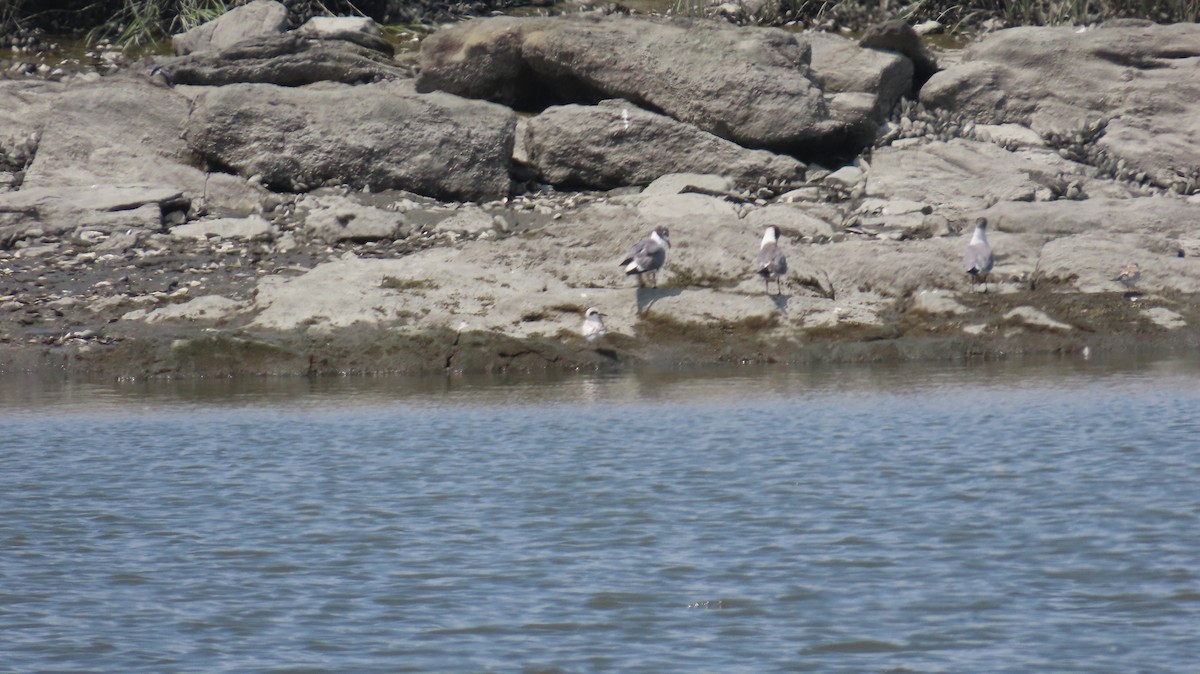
[[770, 293, 791, 315], [635, 287, 683, 315]]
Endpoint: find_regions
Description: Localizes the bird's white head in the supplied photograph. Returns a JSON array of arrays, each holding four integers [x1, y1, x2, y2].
[[652, 226, 670, 247], [970, 217, 989, 244], [585, 307, 603, 318], [762, 225, 781, 244]]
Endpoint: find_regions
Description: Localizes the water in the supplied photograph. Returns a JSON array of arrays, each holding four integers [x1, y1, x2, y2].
[[2, 359, 1198, 673]]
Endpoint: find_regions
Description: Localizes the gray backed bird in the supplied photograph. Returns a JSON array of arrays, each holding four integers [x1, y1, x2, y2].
[[621, 226, 670, 288], [753, 225, 788, 295]]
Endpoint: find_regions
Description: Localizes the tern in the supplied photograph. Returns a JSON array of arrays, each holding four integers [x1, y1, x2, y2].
[[581, 307, 607, 343]]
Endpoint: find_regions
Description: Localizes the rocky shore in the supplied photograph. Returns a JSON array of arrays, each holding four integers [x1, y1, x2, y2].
[[1, 1, 1199, 378]]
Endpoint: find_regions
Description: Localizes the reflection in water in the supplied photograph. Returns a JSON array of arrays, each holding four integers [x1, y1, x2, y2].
[[1, 354, 1196, 415]]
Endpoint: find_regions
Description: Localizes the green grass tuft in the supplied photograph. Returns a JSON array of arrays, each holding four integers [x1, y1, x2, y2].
[[85, 0, 230, 50]]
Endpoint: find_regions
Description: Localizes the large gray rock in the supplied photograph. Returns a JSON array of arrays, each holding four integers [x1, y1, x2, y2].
[[921, 23, 1200, 191], [0, 80, 58, 175], [807, 31, 913, 146], [525, 100, 806, 189], [858, 19, 939, 87], [17, 78, 259, 215], [419, 15, 852, 154], [184, 81, 516, 201], [164, 33, 404, 87], [171, 0, 289, 56], [22, 79, 203, 190]]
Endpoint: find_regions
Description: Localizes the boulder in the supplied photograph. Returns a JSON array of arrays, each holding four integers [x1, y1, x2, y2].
[[807, 31, 913, 145], [171, 0, 289, 56], [22, 79, 202, 190], [17, 78, 259, 214], [525, 100, 806, 189], [419, 15, 842, 154], [164, 33, 405, 87], [858, 19, 939, 87], [921, 23, 1200, 192], [0, 80, 58, 175], [184, 81, 516, 202]]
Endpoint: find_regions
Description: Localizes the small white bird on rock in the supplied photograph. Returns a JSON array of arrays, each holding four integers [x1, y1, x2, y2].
[[621, 226, 670, 288], [754, 225, 788, 295], [581, 307, 607, 343], [962, 217, 995, 292]]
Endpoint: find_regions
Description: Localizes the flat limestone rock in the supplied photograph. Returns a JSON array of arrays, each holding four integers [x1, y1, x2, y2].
[[910, 289, 970, 315], [22, 79, 203, 191], [865, 138, 1132, 221], [921, 23, 1200, 191], [0, 184, 185, 245], [1143, 307, 1186, 330], [1004, 306, 1073, 332], [138, 295, 247, 324], [170, 215, 273, 241], [299, 195, 407, 243]]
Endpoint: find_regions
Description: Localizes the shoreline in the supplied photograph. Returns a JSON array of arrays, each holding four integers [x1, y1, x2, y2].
[[2, 294, 1195, 380]]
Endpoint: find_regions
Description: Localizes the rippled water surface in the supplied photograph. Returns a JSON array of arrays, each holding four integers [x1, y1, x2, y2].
[[2, 359, 1199, 672]]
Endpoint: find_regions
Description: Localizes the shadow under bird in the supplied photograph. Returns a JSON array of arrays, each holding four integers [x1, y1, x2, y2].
[[962, 217, 995, 292], [754, 225, 788, 295], [581, 307, 607, 343], [621, 226, 670, 288]]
